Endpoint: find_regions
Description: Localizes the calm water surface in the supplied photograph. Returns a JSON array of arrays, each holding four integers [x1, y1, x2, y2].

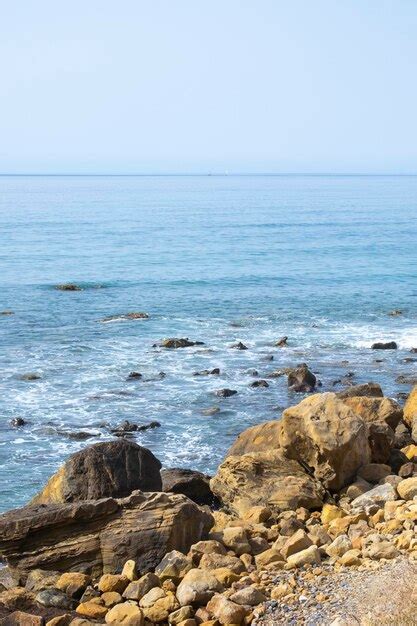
[[1, 175, 416, 511]]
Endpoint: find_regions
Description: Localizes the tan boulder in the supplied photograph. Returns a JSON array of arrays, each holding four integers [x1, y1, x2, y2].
[[242, 506, 272, 524], [279, 393, 371, 491], [211, 568, 240, 586], [101, 591, 122, 607], [206, 593, 246, 625], [199, 554, 245, 574], [321, 504, 345, 525], [0, 612, 43, 626], [142, 592, 179, 622], [168, 606, 194, 624], [404, 385, 417, 428], [98, 574, 129, 594], [286, 545, 321, 567], [226, 421, 281, 457], [254, 548, 285, 569], [121, 560, 137, 581], [155, 550, 193, 581], [56, 572, 91, 595], [139, 587, 166, 607], [230, 586, 266, 606], [338, 549, 362, 566], [397, 477, 417, 500], [123, 572, 160, 600], [281, 529, 312, 559], [325, 535, 352, 558], [76, 600, 108, 620], [221, 527, 251, 556], [175, 569, 223, 606], [210, 450, 324, 518], [357, 463, 391, 483], [105, 601, 144, 624], [188, 541, 226, 565]]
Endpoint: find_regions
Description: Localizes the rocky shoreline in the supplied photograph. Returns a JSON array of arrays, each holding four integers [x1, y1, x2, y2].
[[0, 380, 416, 625]]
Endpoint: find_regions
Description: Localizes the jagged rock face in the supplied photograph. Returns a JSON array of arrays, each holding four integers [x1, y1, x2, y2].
[[279, 393, 371, 491], [226, 421, 281, 457], [0, 491, 213, 580], [404, 385, 417, 441], [161, 468, 216, 506], [30, 440, 162, 505], [210, 450, 324, 517]]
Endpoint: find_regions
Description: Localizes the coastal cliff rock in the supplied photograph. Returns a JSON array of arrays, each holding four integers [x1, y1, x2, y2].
[[0, 491, 213, 580], [161, 468, 216, 506], [404, 384, 417, 441], [226, 420, 281, 457], [279, 393, 371, 491], [31, 440, 162, 505], [210, 450, 324, 517]]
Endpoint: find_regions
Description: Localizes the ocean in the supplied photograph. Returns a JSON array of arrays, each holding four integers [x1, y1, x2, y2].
[[1, 174, 416, 512]]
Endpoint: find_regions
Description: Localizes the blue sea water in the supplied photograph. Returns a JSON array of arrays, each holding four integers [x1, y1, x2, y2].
[[1, 174, 417, 512]]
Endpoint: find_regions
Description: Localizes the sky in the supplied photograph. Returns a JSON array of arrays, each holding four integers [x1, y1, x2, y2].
[[1, 1, 417, 174]]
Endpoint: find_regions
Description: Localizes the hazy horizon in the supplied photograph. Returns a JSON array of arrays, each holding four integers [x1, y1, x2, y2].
[[2, 0, 417, 174]]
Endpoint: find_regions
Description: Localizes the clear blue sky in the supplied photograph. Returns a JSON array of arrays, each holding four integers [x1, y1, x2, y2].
[[1, 1, 417, 174]]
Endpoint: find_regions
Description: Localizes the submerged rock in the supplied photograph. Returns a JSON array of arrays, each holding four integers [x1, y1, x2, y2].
[[250, 380, 269, 388], [201, 406, 221, 416], [101, 312, 149, 322], [10, 417, 26, 428], [126, 371, 143, 380], [275, 336, 288, 347], [0, 310, 14, 315], [193, 368, 220, 376], [154, 338, 204, 349], [229, 342, 248, 350], [30, 439, 162, 505], [55, 283, 82, 291], [287, 363, 316, 392], [214, 388, 237, 398], [110, 420, 161, 436], [371, 341, 398, 349], [19, 373, 42, 381]]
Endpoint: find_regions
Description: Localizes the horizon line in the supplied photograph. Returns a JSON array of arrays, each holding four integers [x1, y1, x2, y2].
[[1, 172, 417, 177]]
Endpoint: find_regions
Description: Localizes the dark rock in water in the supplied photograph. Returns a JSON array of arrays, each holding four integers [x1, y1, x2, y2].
[[56, 430, 96, 441], [111, 420, 161, 436], [161, 468, 218, 506], [388, 309, 402, 316], [410, 347, 417, 353], [35, 588, 75, 610], [397, 391, 409, 401], [215, 388, 237, 398], [0, 310, 14, 315], [403, 357, 417, 363], [230, 341, 248, 350], [268, 368, 289, 378], [371, 341, 398, 350], [261, 354, 274, 361], [101, 312, 149, 322], [127, 371, 143, 380], [287, 364, 316, 392], [250, 380, 269, 388], [19, 373, 41, 381], [332, 372, 355, 387], [193, 368, 220, 376], [10, 417, 26, 428], [275, 336, 288, 347], [0, 492, 212, 579], [55, 283, 82, 291], [398, 462, 417, 478], [136, 421, 161, 432], [30, 439, 162, 504], [393, 422, 413, 448], [396, 374, 417, 385], [201, 406, 221, 415], [336, 382, 383, 399], [154, 338, 204, 349], [247, 369, 259, 376]]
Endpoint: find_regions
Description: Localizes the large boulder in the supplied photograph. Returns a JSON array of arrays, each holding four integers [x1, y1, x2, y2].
[[279, 393, 371, 491], [0, 491, 213, 580], [226, 420, 280, 457], [336, 383, 383, 399], [210, 450, 324, 517], [161, 468, 217, 506], [404, 385, 417, 441], [31, 440, 162, 505]]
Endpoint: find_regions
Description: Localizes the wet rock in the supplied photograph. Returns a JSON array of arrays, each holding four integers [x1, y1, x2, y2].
[[371, 341, 397, 350], [201, 406, 220, 416], [250, 380, 269, 388], [0, 491, 213, 579], [261, 354, 274, 361], [210, 450, 324, 517], [279, 393, 371, 491], [111, 420, 161, 436], [193, 368, 220, 376], [19, 373, 41, 381], [396, 374, 417, 385], [31, 439, 162, 504], [230, 342, 248, 350], [55, 284, 82, 291], [126, 372, 142, 380], [275, 336, 288, 347], [9, 418, 26, 428], [155, 338, 204, 349], [0, 310, 14, 315], [56, 431, 96, 441], [35, 588, 75, 609], [388, 309, 402, 316], [101, 312, 149, 322], [161, 468, 217, 506], [287, 363, 316, 392], [336, 382, 383, 398], [214, 388, 237, 398]]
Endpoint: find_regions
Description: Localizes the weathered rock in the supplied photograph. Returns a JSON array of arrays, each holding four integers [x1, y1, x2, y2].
[[397, 477, 417, 499], [55, 284, 82, 291], [206, 594, 246, 625], [0, 611, 43, 626], [175, 569, 223, 607], [336, 383, 383, 399], [105, 601, 143, 623], [101, 591, 122, 607], [0, 491, 213, 579], [102, 312, 149, 322], [155, 551, 192, 582], [35, 588, 75, 609], [230, 342, 248, 350], [221, 527, 251, 556], [250, 380, 269, 388], [230, 586, 266, 606], [350, 483, 397, 512], [158, 339, 203, 349], [226, 421, 280, 457], [210, 450, 324, 517], [254, 548, 284, 569], [188, 541, 226, 566], [325, 535, 352, 558], [286, 545, 321, 567], [31, 440, 162, 505], [121, 560, 137, 581], [139, 586, 166, 607], [287, 364, 316, 392], [76, 600, 108, 620], [25, 570, 60, 593], [123, 573, 160, 600], [98, 574, 129, 594], [279, 393, 371, 491], [0, 588, 35, 611], [281, 530, 312, 559], [142, 591, 178, 621], [357, 463, 392, 483], [56, 573, 91, 596], [199, 554, 245, 575], [371, 341, 397, 350], [161, 469, 216, 506], [404, 385, 417, 441], [168, 606, 194, 624], [214, 389, 237, 398], [364, 541, 399, 560]]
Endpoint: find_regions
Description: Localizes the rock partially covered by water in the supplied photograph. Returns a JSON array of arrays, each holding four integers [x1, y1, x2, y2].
[[287, 364, 316, 392], [55, 283, 82, 291], [155, 338, 204, 349], [210, 450, 324, 517], [275, 336, 288, 347], [215, 388, 237, 398], [31, 440, 162, 505], [110, 420, 161, 435], [0, 491, 213, 579], [371, 341, 398, 350], [10, 417, 26, 428], [101, 312, 149, 322], [161, 468, 217, 506], [193, 368, 220, 376], [279, 393, 371, 491], [336, 382, 383, 398], [229, 342, 248, 350]]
